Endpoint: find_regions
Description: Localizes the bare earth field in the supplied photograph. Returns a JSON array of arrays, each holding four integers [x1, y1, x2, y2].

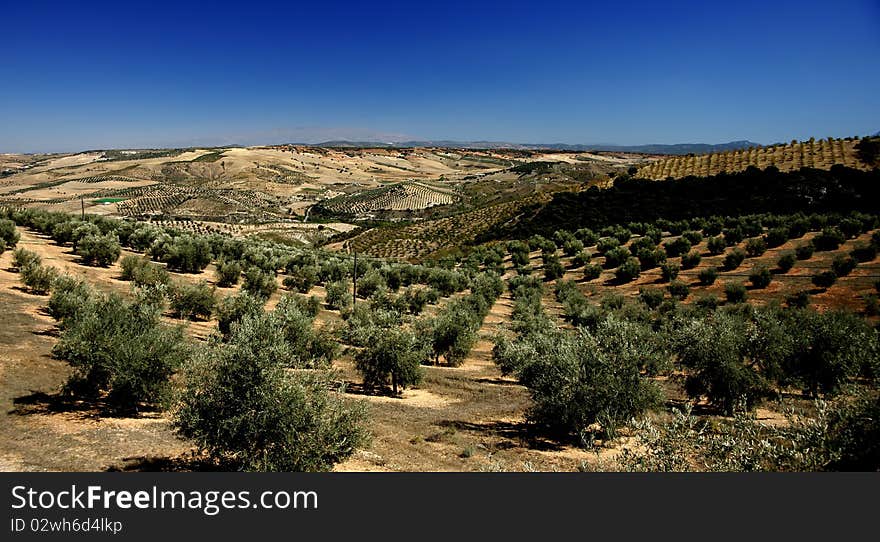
[[1, 140, 875, 472], [0, 227, 621, 472], [0, 146, 646, 257]]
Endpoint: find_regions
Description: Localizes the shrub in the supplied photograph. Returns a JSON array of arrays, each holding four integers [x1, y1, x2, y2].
[[786, 290, 811, 309], [777, 252, 796, 272], [850, 243, 877, 263], [572, 251, 591, 268], [838, 217, 863, 239], [764, 227, 789, 248], [643, 227, 662, 244], [638, 287, 665, 309], [748, 265, 772, 289], [120, 255, 169, 287], [502, 319, 662, 440], [659, 262, 679, 282], [636, 248, 666, 270], [273, 295, 338, 368], [707, 236, 726, 255], [562, 239, 584, 257], [283, 265, 319, 293], [395, 286, 432, 315], [831, 255, 856, 277], [744, 237, 767, 258], [426, 268, 466, 296], [615, 257, 641, 283], [120, 254, 147, 281], [702, 217, 723, 236], [795, 242, 815, 260], [822, 388, 880, 470], [681, 230, 703, 246], [510, 250, 530, 269], [724, 282, 747, 303], [723, 248, 746, 270], [170, 281, 216, 320], [600, 292, 626, 310], [355, 269, 385, 299], [612, 227, 632, 245], [785, 311, 879, 396], [596, 237, 619, 253], [675, 314, 769, 414], [630, 235, 654, 251], [583, 264, 602, 281], [723, 227, 744, 246], [325, 279, 352, 310], [70, 222, 101, 251], [163, 235, 212, 273], [813, 228, 846, 251], [553, 230, 575, 246], [812, 271, 837, 289], [788, 217, 809, 238], [666, 220, 689, 236], [574, 228, 599, 246], [667, 280, 689, 301], [695, 294, 718, 311], [242, 267, 277, 299], [355, 327, 427, 394], [214, 260, 242, 288], [603, 246, 630, 268], [12, 248, 40, 270], [20, 263, 58, 295], [76, 233, 121, 266], [54, 293, 187, 413], [0, 219, 20, 248], [680, 250, 701, 270], [173, 313, 368, 471], [217, 292, 264, 336], [430, 307, 479, 366], [698, 267, 718, 285], [663, 237, 691, 258], [48, 275, 94, 322], [542, 255, 564, 281]]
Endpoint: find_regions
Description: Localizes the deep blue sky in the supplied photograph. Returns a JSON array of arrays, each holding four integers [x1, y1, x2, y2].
[[2, 0, 878, 153]]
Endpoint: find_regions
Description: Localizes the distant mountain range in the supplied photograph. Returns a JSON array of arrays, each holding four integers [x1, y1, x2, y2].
[[293, 139, 763, 155]]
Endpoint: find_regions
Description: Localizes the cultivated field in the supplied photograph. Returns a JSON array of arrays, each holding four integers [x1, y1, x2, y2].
[[0, 138, 878, 473], [636, 137, 867, 180]]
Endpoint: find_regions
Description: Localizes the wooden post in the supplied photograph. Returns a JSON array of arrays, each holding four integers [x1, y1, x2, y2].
[[81, 196, 85, 219]]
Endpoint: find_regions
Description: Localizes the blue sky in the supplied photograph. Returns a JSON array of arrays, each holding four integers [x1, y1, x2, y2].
[[2, 0, 878, 152]]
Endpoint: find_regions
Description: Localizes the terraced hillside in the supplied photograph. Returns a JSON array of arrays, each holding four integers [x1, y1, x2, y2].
[[347, 196, 547, 260], [635, 137, 869, 180], [0, 146, 642, 248], [1, 202, 878, 473], [321, 181, 458, 215]]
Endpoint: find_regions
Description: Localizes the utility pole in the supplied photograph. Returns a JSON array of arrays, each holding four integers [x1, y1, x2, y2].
[[81, 196, 85, 219], [352, 249, 358, 308]]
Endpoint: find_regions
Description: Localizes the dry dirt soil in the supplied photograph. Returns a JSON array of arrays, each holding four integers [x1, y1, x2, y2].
[[0, 227, 619, 472]]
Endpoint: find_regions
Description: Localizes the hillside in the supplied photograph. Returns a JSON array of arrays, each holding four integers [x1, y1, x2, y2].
[[319, 181, 459, 216], [0, 146, 645, 255], [635, 137, 869, 180], [489, 166, 880, 241]]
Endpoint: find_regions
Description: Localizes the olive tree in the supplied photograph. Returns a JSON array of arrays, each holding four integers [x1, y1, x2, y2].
[[174, 311, 369, 471], [355, 327, 427, 395]]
